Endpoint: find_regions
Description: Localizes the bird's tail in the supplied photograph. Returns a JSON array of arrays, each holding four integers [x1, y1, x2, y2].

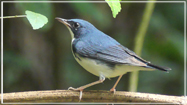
[[146, 63, 171, 72]]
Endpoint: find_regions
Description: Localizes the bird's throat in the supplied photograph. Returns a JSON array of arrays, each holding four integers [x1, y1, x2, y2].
[[66, 26, 74, 39]]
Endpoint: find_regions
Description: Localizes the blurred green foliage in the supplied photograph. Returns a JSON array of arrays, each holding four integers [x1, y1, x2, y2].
[[129, 1, 156, 92], [3, 1, 184, 99]]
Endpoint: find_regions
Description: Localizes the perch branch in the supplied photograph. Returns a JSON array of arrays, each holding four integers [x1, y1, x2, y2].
[[1, 90, 186, 104]]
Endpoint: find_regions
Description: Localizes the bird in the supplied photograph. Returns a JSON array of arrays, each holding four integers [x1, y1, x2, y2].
[[55, 17, 171, 100]]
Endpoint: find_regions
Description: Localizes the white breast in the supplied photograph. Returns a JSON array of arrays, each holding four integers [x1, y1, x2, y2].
[[73, 53, 153, 78], [74, 54, 116, 78]]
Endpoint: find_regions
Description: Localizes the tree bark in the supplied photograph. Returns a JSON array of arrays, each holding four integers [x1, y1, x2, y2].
[[1, 90, 185, 104]]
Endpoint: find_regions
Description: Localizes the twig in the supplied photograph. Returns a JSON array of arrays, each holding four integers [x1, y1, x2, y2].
[[0, 15, 26, 19]]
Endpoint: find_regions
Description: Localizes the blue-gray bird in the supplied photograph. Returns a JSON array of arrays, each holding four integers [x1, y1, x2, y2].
[[56, 18, 171, 99]]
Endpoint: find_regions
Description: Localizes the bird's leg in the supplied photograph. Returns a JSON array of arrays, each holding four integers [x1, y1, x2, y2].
[[110, 75, 123, 93], [68, 74, 105, 100]]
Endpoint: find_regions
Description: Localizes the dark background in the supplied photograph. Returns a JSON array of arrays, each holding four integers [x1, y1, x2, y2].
[[2, 1, 185, 99]]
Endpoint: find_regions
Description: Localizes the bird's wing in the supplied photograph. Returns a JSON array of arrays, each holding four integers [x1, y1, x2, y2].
[[73, 40, 147, 67], [73, 33, 171, 71]]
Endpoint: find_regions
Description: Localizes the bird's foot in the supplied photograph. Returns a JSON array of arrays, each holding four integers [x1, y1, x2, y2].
[[68, 87, 83, 101], [110, 88, 116, 93]]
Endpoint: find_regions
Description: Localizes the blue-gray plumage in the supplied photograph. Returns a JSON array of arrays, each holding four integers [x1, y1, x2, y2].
[[56, 18, 171, 100]]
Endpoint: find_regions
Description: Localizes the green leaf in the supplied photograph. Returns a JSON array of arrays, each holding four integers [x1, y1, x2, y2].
[[16, 2, 53, 31], [25, 10, 48, 30], [106, 0, 121, 18]]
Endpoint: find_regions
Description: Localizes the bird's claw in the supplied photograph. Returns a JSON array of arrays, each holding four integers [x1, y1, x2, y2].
[[68, 87, 76, 90], [110, 88, 116, 93], [68, 87, 83, 101], [79, 90, 83, 101]]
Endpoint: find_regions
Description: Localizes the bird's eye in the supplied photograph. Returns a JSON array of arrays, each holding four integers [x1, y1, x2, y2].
[[73, 22, 80, 28]]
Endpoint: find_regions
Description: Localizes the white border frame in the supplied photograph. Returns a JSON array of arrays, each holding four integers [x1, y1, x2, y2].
[[1, 1, 186, 104]]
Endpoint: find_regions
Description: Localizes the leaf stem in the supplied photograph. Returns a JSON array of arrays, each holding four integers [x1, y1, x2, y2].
[[0, 15, 26, 19], [128, 0, 156, 92]]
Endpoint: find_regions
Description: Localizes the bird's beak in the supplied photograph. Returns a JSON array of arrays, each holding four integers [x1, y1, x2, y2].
[[55, 17, 71, 28]]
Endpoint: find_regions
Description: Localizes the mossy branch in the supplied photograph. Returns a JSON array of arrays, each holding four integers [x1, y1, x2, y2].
[[1, 90, 185, 104]]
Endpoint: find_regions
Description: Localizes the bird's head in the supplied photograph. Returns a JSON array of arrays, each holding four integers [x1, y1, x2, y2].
[[56, 18, 97, 39]]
